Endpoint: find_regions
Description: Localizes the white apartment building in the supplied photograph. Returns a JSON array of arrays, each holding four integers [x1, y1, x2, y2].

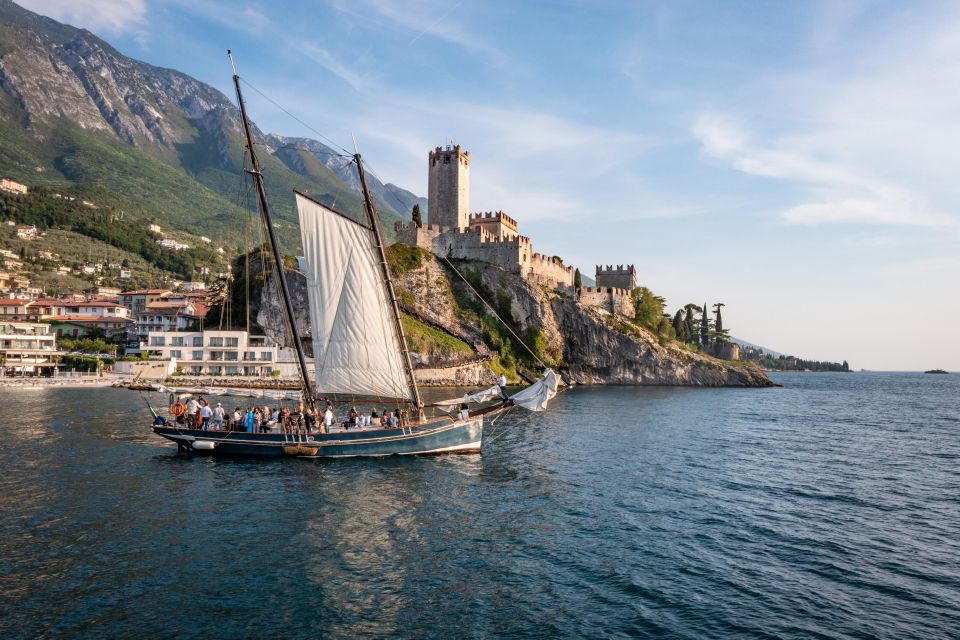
[[0, 322, 61, 376], [141, 330, 301, 376]]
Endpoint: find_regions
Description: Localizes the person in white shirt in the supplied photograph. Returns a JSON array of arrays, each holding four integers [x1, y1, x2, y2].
[[213, 403, 225, 430], [199, 402, 213, 430], [186, 397, 199, 428], [497, 374, 508, 400], [324, 406, 335, 429], [233, 408, 242, 430]]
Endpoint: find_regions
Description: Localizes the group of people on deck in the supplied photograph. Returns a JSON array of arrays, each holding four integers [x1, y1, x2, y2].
[[165, 395, 405, 433]]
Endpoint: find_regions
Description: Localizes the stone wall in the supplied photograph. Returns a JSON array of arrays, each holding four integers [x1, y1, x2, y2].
[[527, 252, 574, 291], [578, 285, 635, 317], [468, 211, 518, 239]]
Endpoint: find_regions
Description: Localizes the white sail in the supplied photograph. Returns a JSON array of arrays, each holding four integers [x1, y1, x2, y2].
[[296, 193, 413, 400], [509, 369, 562, 412]]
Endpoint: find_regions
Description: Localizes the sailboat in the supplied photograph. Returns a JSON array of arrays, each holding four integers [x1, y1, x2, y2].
[[149, 52, 561, 458]]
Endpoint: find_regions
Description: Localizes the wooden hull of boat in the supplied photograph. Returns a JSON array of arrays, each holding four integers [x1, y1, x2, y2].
[[151, 416, 484, 458]]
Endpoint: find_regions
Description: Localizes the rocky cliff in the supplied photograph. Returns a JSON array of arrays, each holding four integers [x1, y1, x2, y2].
[[258, 249, 773, 388]]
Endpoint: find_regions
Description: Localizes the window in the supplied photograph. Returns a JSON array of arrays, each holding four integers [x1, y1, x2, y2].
[[171, 337, 184, 346], [192, 336, 203, 347], [209, 337, 223, 347], [150, 336, 165, 346], [244, 351, 255, 361], [260, 352, 272, 361], [225, 352, 238, 361], [209, 351, 223, 361], [170, 350, 181, 359], [226, 366, 238, 375], [225, 337, 239, 347], [191, 366, 202, 374], [192, 350, 203, 361], [209, 366, 222, 375]]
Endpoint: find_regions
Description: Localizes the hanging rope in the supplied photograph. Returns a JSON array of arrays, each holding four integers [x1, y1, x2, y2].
[[439, 255, 548, 370]]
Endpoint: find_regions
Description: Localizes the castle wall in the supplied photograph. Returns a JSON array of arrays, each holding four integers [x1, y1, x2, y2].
[[527, 253, 574, 291], [578, 286, 635, 317], [595, 265, 637, 290], [468, 211, 518, 240], [428, 145, 470, 230], [395, 222, 442, 251]]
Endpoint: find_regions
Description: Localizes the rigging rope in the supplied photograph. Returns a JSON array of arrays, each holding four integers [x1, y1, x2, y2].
[[239, 78, 354, 157], [439, 255, 548, 370]]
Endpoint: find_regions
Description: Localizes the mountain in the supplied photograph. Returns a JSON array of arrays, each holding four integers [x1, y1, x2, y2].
[[0, 0, 413, 251]]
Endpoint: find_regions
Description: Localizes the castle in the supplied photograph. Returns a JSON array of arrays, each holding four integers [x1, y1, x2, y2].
[[395, 145, 635, 316]]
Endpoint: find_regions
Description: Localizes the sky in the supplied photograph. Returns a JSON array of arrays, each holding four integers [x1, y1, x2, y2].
[[19, 0, 960, 370]]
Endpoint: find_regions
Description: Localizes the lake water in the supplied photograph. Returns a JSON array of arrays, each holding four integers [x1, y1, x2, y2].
[[0, 372, 957, 638]]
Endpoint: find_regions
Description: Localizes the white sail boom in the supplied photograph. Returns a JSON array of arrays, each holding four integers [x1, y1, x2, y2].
[[509, 369, 562, 412], [296, 193, 413, 401], [432, 385, 502, 407]]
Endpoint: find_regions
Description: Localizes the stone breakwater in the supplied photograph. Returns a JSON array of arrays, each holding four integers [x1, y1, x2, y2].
[[259, 253, 774, 388]]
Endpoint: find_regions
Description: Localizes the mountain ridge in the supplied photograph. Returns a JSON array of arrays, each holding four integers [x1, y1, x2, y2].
[[0, 0, 415, 251]]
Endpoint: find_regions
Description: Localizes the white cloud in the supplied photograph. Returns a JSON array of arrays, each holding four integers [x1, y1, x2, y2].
[[18, 0, 148, 36], [691, 5, 960, 230]]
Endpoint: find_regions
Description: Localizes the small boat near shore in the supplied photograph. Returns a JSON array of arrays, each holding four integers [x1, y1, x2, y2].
[[924, 369, 949, 374]]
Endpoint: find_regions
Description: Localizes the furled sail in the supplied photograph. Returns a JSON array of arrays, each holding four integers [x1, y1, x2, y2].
[[432, 385, 503, 407], [509, 369, 562, 412], [295, 192, 413, 400]]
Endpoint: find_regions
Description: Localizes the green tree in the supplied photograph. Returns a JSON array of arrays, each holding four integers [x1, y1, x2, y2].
[[684, 304, 701, 346], [700, 302, 710, 349], [633, 286, 667, 331], [673, 309, 686, 341], [574, 268, 582, 291], [411, 203, 423, 228]]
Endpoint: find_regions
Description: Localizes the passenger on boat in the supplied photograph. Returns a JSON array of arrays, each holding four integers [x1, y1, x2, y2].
[[347, 406, 358, 429], [386, 411, 399, 428], [245, 407, 255, 433], [186, 397, 199, 428], [370, 410, 381, 426], [459, 403, 470, 420], [233, 408, 242, 431], [324, 405, 335, 429], [153, 414, 167, 426], [200, 401, 213, 430], [213, 403, 225, 430], [497, 374, 508, 400]]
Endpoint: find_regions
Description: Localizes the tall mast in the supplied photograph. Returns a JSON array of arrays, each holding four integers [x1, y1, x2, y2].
[[354, 152, 424, 415], [228, 50, 317, 415]]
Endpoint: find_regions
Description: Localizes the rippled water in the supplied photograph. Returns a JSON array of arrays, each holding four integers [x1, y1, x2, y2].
[[0, 372, 958, 638]]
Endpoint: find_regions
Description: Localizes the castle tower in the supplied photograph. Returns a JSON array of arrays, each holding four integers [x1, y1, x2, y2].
[[595, 265, 637, 290], [428, 144, 470, 230]]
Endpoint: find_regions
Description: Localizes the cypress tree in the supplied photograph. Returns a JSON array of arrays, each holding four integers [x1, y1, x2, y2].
[[411, 203, 422, 228], [684, 305, 699, 346], [574, 268, 582, 291], [673, 309, 686, 341], [700, 302, 710, 349]]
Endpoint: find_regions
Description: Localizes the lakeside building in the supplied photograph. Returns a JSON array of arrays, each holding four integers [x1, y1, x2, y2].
[[118, 289, 171, 315], [141, 330, 300, 376], [0, 322, 61, 376], [134, 300, 206, 338]]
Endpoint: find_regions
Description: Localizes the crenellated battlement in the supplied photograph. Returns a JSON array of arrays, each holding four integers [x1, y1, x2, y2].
[[595, 264, 637, 290]]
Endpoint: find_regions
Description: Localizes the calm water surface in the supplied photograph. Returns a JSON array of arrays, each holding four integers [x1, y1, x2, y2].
[[0, 372, 958, 638]]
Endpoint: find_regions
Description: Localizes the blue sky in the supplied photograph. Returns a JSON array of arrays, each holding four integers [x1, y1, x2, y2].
[[21, 0, 960, 370]]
